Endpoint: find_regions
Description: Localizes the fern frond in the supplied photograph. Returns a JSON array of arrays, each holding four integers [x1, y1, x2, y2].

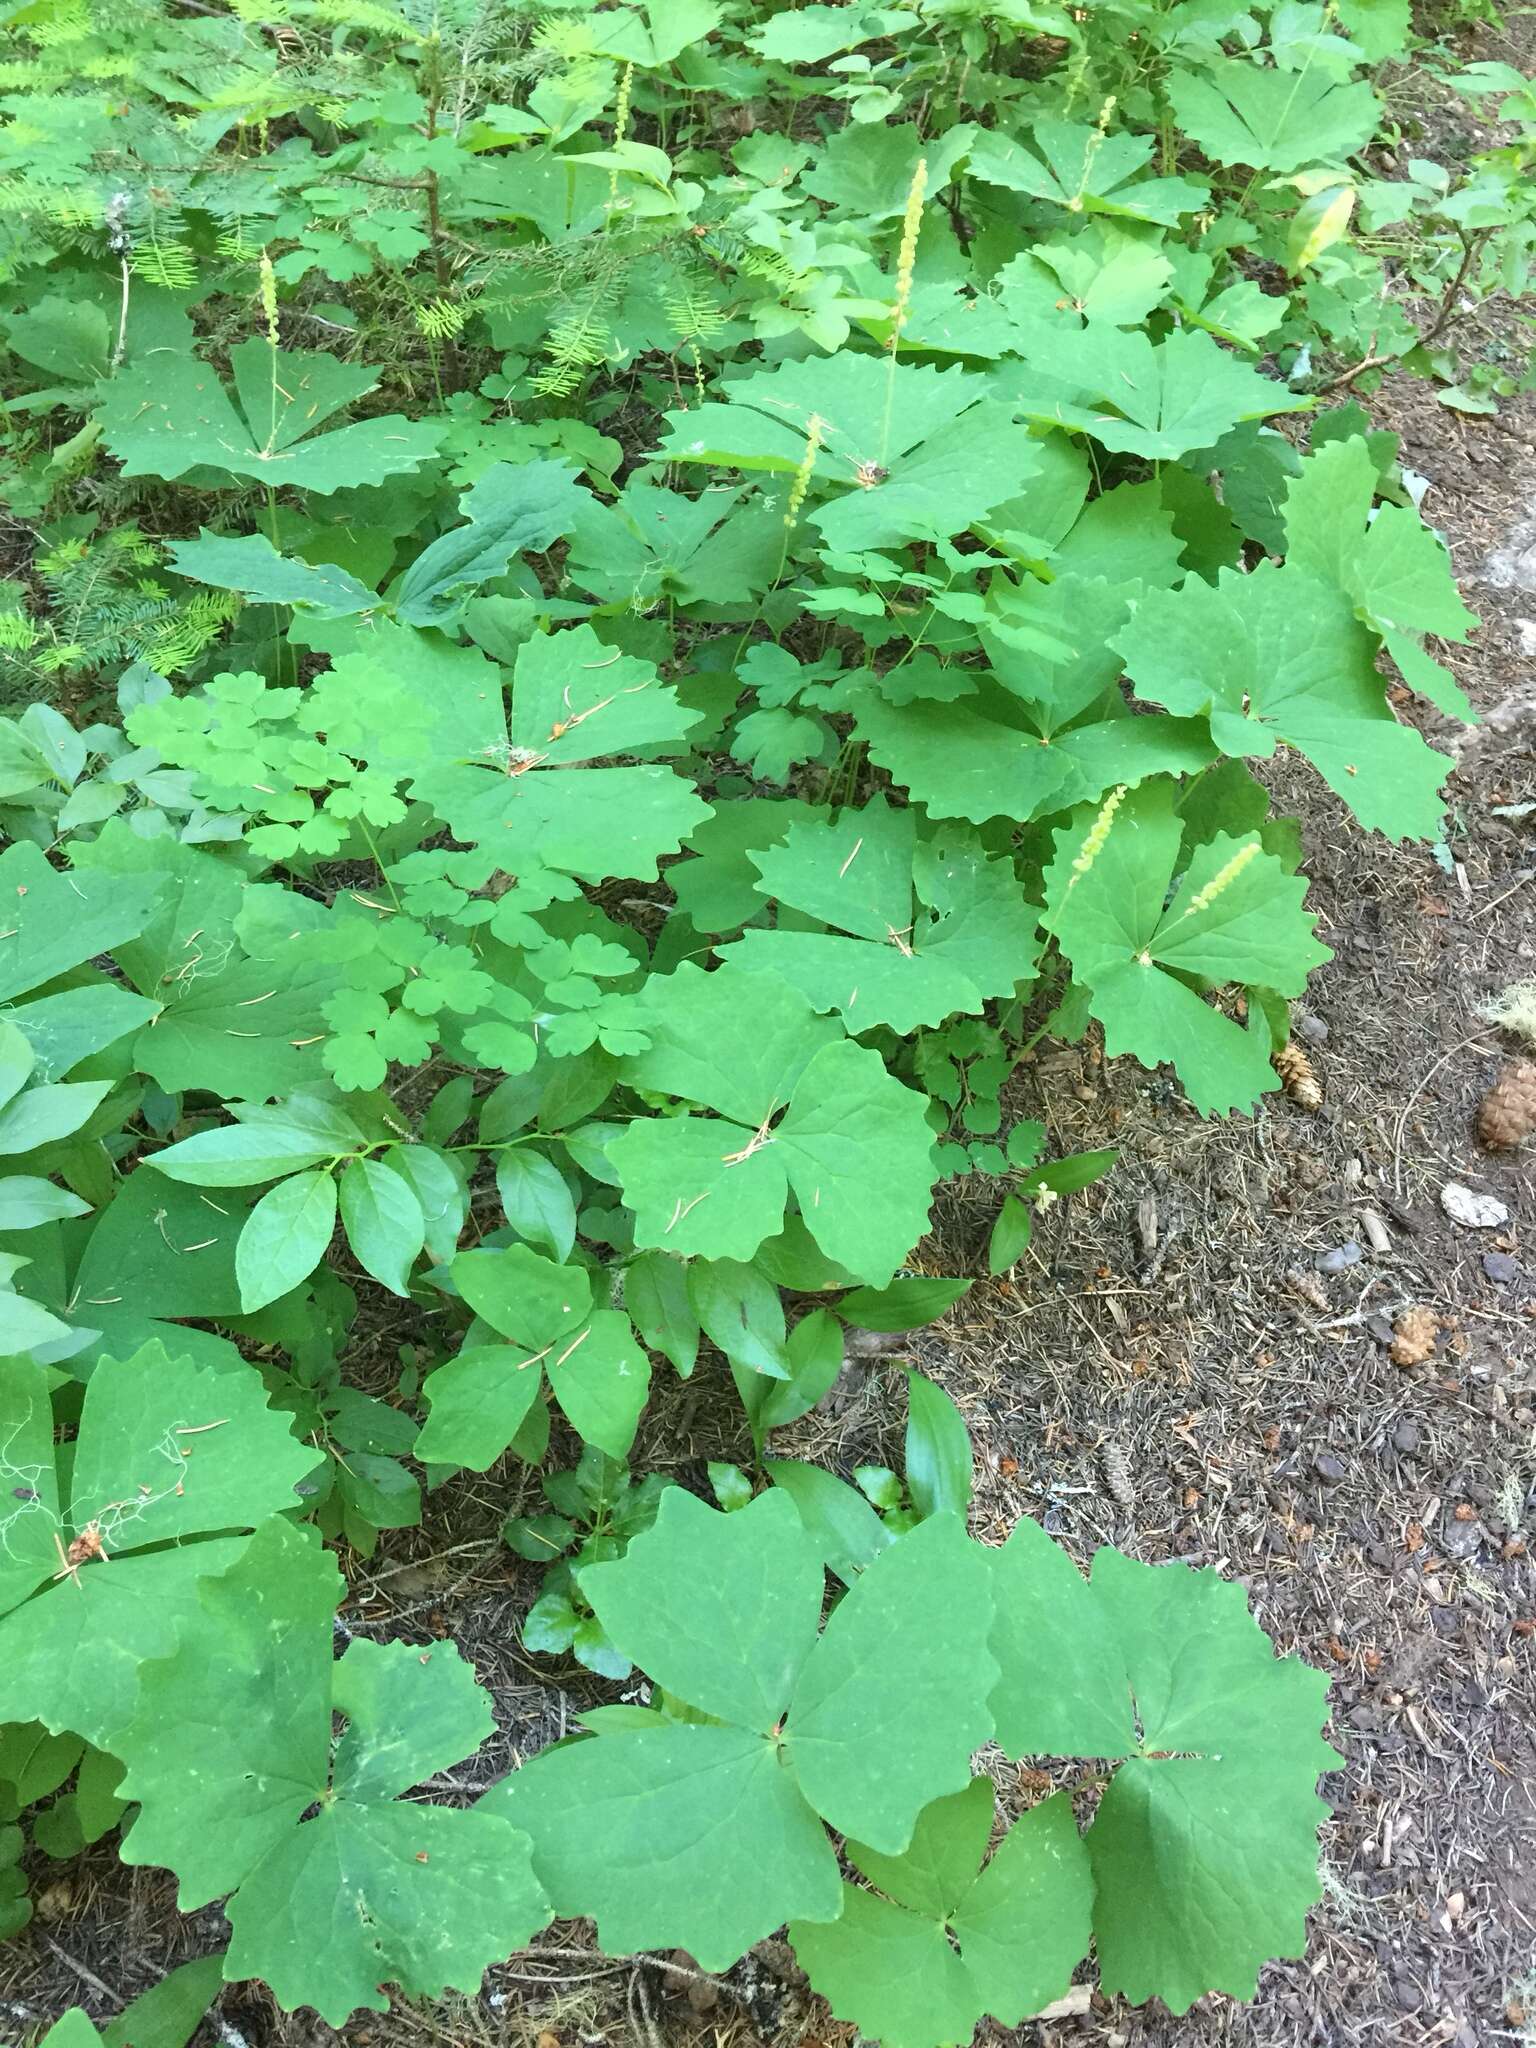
[[131, 233, 198, 291], [415, 296, 467, 341], [531, 304, 612, 398], [0, 612, 41, 651], [662, 277, 727, 346]]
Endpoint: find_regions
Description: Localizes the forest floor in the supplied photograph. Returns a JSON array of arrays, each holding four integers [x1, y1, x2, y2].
[[6, 22, 1536, 2048]]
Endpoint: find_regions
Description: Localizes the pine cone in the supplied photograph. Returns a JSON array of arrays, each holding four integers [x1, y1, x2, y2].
[[1390, 1305, 1440, 1367], [1273, 1041, 1323, 1112], [1478, 1061, 1536, 1149]]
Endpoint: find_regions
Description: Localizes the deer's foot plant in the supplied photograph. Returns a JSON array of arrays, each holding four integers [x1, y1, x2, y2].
[[0, 0, 1497, 2036]]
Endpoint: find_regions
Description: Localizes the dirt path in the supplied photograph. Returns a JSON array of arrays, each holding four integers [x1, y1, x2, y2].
[[929, 356, 1536, 2048]]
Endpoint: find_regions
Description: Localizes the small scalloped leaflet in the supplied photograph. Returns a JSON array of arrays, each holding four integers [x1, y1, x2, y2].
[[1043, 779, 1330, 1115], [481, 1489, 995, 1970], [0, 1343, 315, 1748], [117, 1518, 549, 2025], [788, 1775, 1093, 2048], [988, 1517, 1337, 2014]]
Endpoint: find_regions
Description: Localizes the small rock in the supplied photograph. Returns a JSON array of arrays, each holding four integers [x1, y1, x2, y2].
[[1482, 1250, 1521, 1284], [1391, 1420, 1421, 1454], [1367, 1314, 1397, 1347], [1296, 1010, 1329, 1046], [1314, 1451, 1348, 1483], [1441, 1182, 1511, 1228], [1317, 1241, 1362, 1273]]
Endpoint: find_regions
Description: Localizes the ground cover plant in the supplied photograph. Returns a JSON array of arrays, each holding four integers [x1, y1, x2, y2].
[[0, 0, 1523, 2038]]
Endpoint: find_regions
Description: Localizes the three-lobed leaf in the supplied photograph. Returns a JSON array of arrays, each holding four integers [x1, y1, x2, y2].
[[789, 1776, 1094, 2048], [483, 1489, 996, 1968], [988, 1517, 1337, 2012], [0, 1345, 313, 1747], [117, 1519, 549, 2023]]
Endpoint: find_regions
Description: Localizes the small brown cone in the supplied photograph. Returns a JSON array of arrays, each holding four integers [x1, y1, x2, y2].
[[1477, 1060, 1536, 1149], [1390, 1305, 1439, 1367], [1273, 1041, 1323, 1111]]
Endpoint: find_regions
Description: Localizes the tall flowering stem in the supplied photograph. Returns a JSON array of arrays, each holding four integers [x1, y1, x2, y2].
[[881, 156, 927, 464]]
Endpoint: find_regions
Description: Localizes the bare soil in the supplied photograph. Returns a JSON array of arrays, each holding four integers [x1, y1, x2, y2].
[[6, 29, 1536, 2048]]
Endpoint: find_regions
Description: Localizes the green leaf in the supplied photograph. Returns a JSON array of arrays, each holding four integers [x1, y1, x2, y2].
[[689, 1254, 789, 1378], [968, 119, 1208, 224], [621, 960, 840, 1125], [789, 1778, 1093, 2048], [0, 1176, 91, 1229], [236, 1168, 338, 1312], [986, 1516, 1139, 1759], [586, 1487, 823, 1727], [839, 1275, 972, 1333], [395, 461, 591, 627], [494, 1719, 839, 1969], [1116, 560, 1454, 838], [612, 966, 936, 1284], [766, 1458, 895, 1584], [118, 1520, 549, 2024], [623, 1250, 699, 1376], [848, 685, 1215, 827], [419, 1244, 650, 1462], [0, 1344, 313, 1746], [996, 225, 1174, 330], [904, 1369, 972, 1521], [410, 626, 707, 883], [339, 1157, 425, 1296], [148, 1122, 335, 1187], [722, 800, 1039, 1034], [987, 1193, 1032, 1274], [756, 1309, 845, 1433], [100, 341, 444, 493], [566, 478, 781, 608], [0, 1079, 112, 1153], [388, 1144, 468, 1265], [1044, 781, 1330, 1114], [40, 2019, 100, 2048], [1282, 436, 1478, 720], [6, 984, 160, 1080], [101, 1956, 227, 2048], [3, 294, 111, 383], [68, 1169, 253, 1370], [1168, 58, 1379, 172], [495, 1148, 577, 1263], [991, 1522, 1336, 2011], [0, 1019, 34, 1109], [484, 1493, 994, 1967], [1006, 324, 1310, 462], [167, 531, 378, 615], [659, 355, 1039, 549], [1003, 1531, 1327, 2007], [0, 841, 161, 1004]]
